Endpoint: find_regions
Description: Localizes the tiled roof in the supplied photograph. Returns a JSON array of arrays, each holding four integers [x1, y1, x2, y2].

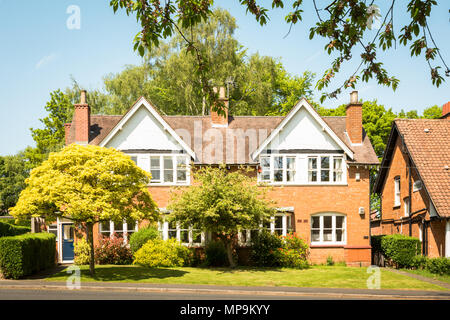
[[68, 111, 379, 165], [395, 119, 450, 218]]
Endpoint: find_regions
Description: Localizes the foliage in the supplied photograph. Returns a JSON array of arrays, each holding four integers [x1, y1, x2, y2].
[[411, 255, 428, 270], [0, 233, 56, 279], [133, 238, 192, 268], [204, 240, 228, 267], [0, 220, 30, 237], [129, 225, 160, 253], [110, 0, 447, 104], [94, 235, 133, 265], [381, 234, 421, 268], [10, 144, 159, 275], [74, 238, 91, 265], [425, 257, 450, 275], [0, 153, 29, 214], [250, 230, 284, 267], [279, 233, 309, 269], [168, 166, 276, 267], [326, 256, 335, 266]]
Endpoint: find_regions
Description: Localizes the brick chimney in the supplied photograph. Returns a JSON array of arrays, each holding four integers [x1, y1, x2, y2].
[[74, 90, 90, 145], [64, 123, 71, 145], [211, 87, 228, 127], [442, 101, 450, 119], [346, 90, 363, 144]]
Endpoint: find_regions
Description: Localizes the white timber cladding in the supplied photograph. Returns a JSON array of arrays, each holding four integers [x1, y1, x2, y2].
[[267, 107, 341, 151], [251, 98, 354, 161]]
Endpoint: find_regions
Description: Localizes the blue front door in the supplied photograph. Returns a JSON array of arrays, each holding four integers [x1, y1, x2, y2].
[[62, 224, 75, 261]]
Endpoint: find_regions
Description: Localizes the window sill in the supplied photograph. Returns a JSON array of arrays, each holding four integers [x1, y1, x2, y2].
[[393, 205, 401, 209], [258, 182, 348, 187], [310, 243, 346, 248]]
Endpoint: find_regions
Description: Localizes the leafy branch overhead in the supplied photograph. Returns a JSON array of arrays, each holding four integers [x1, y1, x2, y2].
[[110, 0, 448, 105]]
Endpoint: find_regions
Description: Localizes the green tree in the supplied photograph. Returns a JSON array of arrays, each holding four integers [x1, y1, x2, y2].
[[422, 105, 442, 119], [10, 144, 159, 275], [0, 153, 29, 215], [168, 166, 276, 267], [111, 0, 448, 105]]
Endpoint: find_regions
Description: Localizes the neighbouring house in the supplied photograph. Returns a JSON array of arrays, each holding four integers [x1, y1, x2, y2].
[[373, 102, 450, 258], [49, 89, 379, 266]]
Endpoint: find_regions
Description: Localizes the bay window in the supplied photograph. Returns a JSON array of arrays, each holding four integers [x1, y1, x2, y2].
[[311, 214, 346, 245], [238, 213, 294, 246]]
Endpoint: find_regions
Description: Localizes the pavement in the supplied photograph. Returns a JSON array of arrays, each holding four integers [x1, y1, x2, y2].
[[0, 279, 449, 300]]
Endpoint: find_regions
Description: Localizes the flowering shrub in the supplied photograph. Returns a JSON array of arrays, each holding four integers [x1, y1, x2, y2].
[[94, 234, 133, 265], [74, 238, 90, 265], [279, 232, 310, 269], [133, 238, 193, 268]]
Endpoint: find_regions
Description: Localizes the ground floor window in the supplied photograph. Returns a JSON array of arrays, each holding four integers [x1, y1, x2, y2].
[[158, 218, 205, 247], [238, 213, 294, 246], [311, 213, 346, 245], [99, 219, 138, 242]]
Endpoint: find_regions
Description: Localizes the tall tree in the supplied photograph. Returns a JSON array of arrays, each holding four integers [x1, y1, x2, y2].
[[0, 153, 29, 215], [110, 0, 449, 105], [11, 144, 159, 275]]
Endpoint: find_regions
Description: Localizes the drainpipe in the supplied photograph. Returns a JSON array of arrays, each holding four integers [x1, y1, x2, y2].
[[408, 158, 412, 236]]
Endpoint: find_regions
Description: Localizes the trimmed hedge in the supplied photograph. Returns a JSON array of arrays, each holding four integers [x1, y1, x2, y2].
[[412, 255, 450, 275], [0, 220, 30, 237], [0, 233, 56, 279], [380, 234, 421, 268]]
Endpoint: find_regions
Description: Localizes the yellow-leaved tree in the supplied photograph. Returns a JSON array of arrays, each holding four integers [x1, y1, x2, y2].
[[11, 144, 159, 275]]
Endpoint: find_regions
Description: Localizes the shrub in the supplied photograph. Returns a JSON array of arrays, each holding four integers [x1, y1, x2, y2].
[[74, 238, 90, 265], [279, 233, 309, 269], [133, 238, 191, 268], [0, 233, 56, 279], [411, 255, 428, 270], [425, 257, 450, 275], [94, 235, 133, 265], [0, 220, 30, 237], [250, 230, 283, 267], [381, 234, 421, 268], [326, 255, 335, 266], [204, 240, 228, 267], [129, 226, 160, 253]]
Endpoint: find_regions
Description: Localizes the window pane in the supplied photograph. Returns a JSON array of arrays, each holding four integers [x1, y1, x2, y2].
[[312, 216, 320, 228], [333, 171, 342, 182], [261, 157, 270, 169], [321, 170, 330, 182], [164, 170, 174, 182], [274, 170, 283, 182], [176, 157, 187, 183], [308, 171, 317, 182], [311, 229, 320, 242], [336, 230, 343, 242], [192, 231, 202, 244], [126, 219, 136, 231], [261, 171, 270, 181], [151, 157, 160, 168], [323, 229, 332, 241], [164, 156, 173, 169], [150, 157, 161, 182], [114, 221, 124, 232], [286, 157, 295, 169], [101, 221, 110, 232], [275, 216, 282, 229], [336, 216, 344, 229], [180, 230, 189, 243], [274, 156, 283, 169], [308, 158, 317, 169], [323, 216, 332, 229], [321, 157, 330, 169], [287, 171, 295, 182]]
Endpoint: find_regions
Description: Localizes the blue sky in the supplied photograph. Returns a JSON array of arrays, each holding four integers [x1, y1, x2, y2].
[[0, 0, 449, 156]]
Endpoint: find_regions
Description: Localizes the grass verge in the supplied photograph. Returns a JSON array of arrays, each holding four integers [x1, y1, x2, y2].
[[399, 269, 450, 284], [45, 265, 448, 291]]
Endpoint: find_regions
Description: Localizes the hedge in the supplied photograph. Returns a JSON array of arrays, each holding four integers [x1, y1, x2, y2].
[[0, 220, 30, 237], [380, 234, 421, 268], [0, 233, 56, 279]]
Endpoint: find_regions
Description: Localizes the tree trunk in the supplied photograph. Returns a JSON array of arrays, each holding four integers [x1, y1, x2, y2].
[[225, 240, 236, 268], [86, 222, 95, 276]]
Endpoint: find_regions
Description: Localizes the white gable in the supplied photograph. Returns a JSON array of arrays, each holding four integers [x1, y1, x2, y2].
[[99, 97, 196, 159], [267, 107, 341, 151], [252, 98, 353, 160], [104, 105, 182, 151]]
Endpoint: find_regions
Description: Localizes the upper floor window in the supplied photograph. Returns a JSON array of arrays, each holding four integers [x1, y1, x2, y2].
[[128, 154, 190, 185], [413, 180, 422, 192], [311, 213, 346, 245], [394, 176, 401, 207], [259, 154, 345, 185]]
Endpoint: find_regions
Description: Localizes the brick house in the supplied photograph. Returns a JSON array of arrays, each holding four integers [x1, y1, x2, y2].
[[373, 102, 450, 258], [52, 89, 379, 266]]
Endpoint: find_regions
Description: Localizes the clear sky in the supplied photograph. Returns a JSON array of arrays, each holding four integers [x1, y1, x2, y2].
[[0, 0, 449, 156]]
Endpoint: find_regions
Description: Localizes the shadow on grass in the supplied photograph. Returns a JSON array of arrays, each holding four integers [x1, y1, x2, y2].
[[75, 266, 189, 282], [193, 266, 285, 274]]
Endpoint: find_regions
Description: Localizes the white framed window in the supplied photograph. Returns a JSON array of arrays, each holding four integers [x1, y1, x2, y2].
[[159, 218, 205, 247], [310, 213, 346, 245], [238, 213, 294, 246], [394, 177, 401, 207], [259, 154, 345, 185], [99, 219, 138, 242], [128, 154, 190, 185], [47, 224, 58, 241], [404, 197, 410, 217]]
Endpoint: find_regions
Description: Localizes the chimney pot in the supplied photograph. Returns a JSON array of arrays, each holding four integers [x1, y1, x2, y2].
[[80, 90, 87, 104], [350, 91, 358, 104]]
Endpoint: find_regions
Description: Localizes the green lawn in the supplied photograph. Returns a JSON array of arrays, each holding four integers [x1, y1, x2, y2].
[[400, 269, 450, 284], [46, 265, 448, 291]]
